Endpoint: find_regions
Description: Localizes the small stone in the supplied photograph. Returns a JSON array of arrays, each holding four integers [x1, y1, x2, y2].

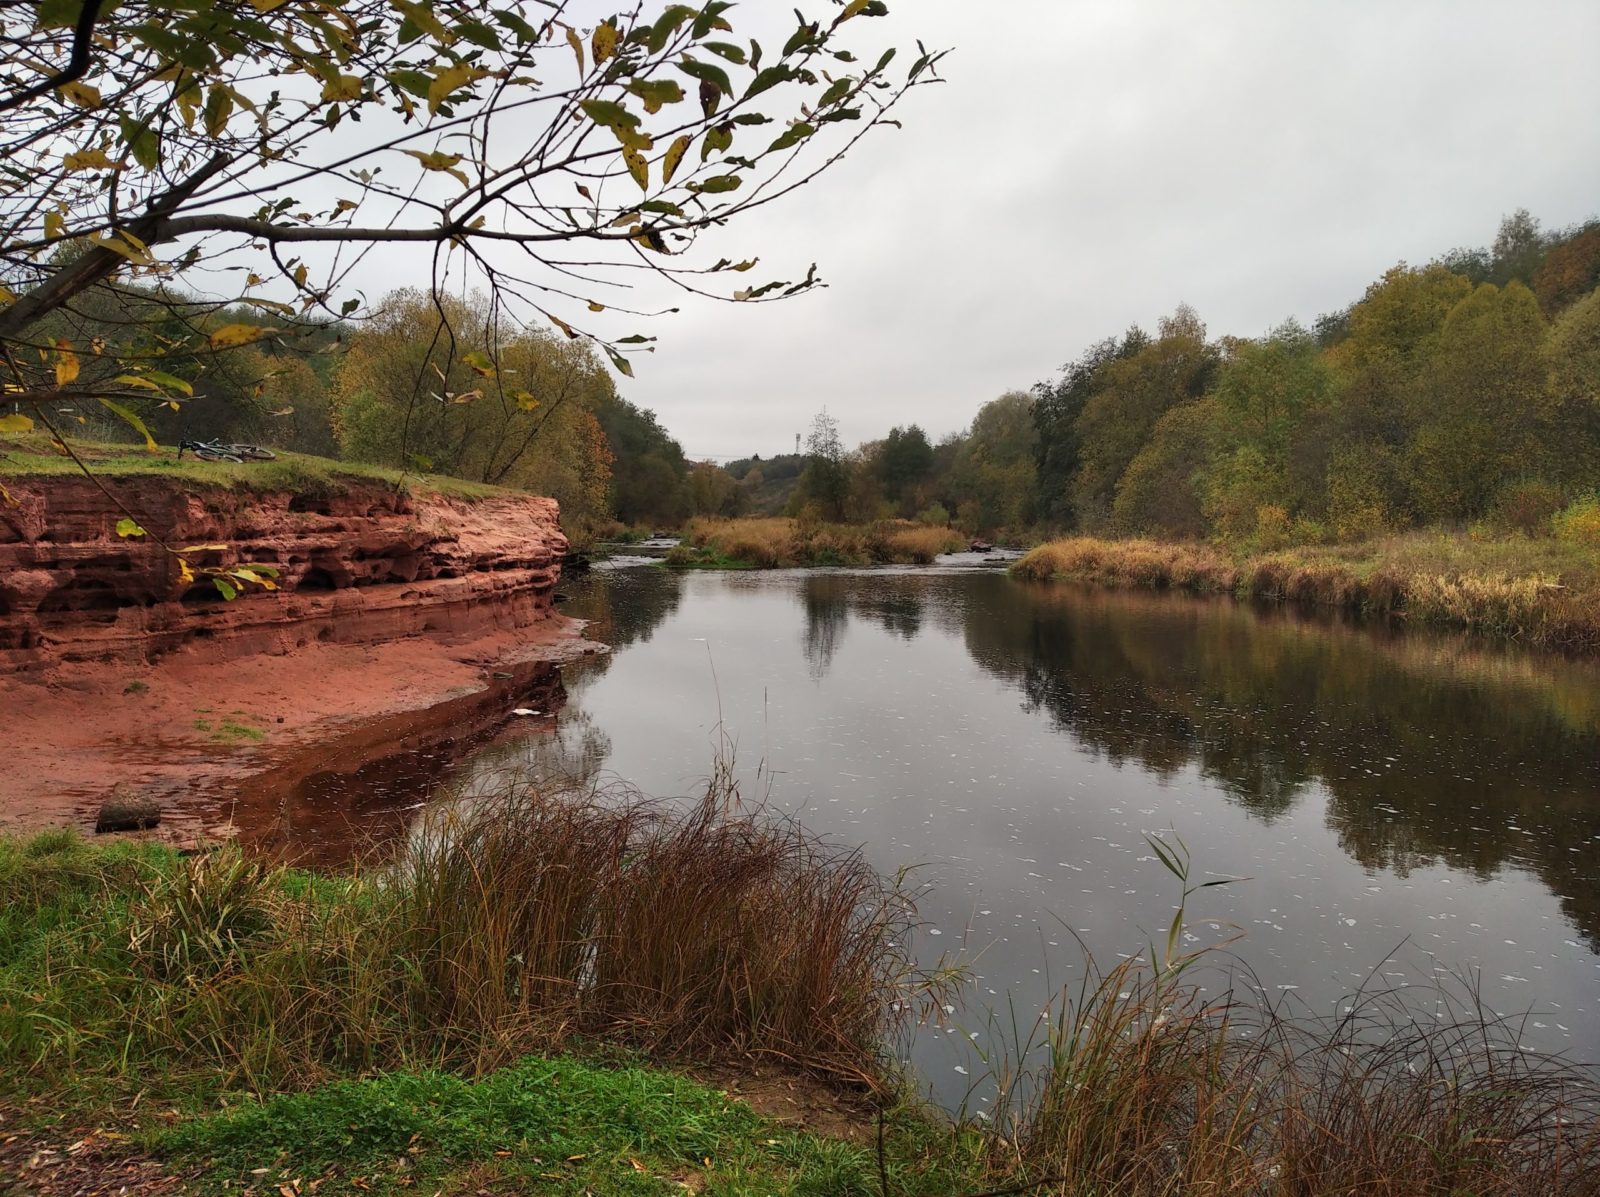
[[95, 784, 161, 833]]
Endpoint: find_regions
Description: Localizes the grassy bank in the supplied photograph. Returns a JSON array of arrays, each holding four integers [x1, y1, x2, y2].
[[0, 433, 507, 501], [5, 793, 1599, 1194], [672, 517, 966, 569], [1013, 532, 1600, 653]]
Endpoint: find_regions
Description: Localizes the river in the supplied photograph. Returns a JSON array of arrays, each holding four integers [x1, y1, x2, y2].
[[293, 560, 1600, 1107]]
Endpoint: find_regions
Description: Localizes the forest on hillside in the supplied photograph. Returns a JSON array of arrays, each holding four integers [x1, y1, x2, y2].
[[742, 208, 1600, 548], [30, 208, 1600, 548]]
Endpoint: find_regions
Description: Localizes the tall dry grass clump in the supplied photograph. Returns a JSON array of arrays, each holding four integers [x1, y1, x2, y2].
[[1011, 539, 1237, 592], [985, 955, 1600, 1196], [683, 516, 797, 567], [1, 782, 918, 1091], [879, 523, 966, 564], [1016, 532, 1600, 653], [682, 517, 963, 568]]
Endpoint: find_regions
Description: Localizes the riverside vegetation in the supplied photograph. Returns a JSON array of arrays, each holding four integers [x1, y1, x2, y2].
[[668, 518, 967, 569], [4, 775, 1599, 1195], [1012, 526, 1600, 654]]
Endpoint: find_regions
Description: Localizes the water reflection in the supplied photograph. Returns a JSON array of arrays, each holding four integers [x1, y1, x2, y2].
[[537, 567, 1600, 1095], [250, 564, 1600, 1092], [961, 583, 1600, 949]]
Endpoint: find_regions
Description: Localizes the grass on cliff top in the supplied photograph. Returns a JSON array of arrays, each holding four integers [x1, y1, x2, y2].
[[0, 433, 508, 501]]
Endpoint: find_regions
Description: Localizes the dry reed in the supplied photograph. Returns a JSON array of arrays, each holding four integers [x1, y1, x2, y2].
[[1014, 534, 1600, 654], [682, 517, 965, 568]]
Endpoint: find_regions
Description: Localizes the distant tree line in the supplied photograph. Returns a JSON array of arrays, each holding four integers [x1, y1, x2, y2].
[[711, 208, 1600, 546]]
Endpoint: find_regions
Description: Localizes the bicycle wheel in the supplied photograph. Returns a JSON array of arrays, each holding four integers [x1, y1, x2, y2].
[[230, 445, 277, 461], [194, 447, 244, 463]]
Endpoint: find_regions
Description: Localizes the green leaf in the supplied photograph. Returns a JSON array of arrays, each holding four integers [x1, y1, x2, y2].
[[578, 98, 640, 129], [647, 5, 697, 53], [98, 398, 158, 451], [455, 19, 503, 50], [676, 57, 732, 96], [692, 1, 734, 39], [203, 85, 234, 137], [817, 77, 853, 109], [703, 41, 747, 63], [118, 115, 160, 171], [387, 68, 431, 97], [700, 123, 732, 162], [492, 10, 538, 45], [140, 371, 194, 397], [115, 518, 147, 538], [767, 122, 814, 153], [689, 174, 742, 194], [213, 577, 239, 601], [604, 345, 635, 378], [626, 79, 684, 114], [743, 65, 795, 101]]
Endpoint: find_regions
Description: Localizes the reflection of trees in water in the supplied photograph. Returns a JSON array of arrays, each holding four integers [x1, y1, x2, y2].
[[962, 581, 1600, 949], [801, 575, 850, 680], [798, 574, 934, 678], [557, 568, 686, 696]]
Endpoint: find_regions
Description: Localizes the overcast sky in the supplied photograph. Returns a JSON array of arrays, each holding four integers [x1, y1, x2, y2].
[[376, 1, 1600, 461]]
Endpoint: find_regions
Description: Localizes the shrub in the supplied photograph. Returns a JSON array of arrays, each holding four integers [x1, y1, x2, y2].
[[915, 502, 951, 527], [1491, 479, 1566, 536], [1553, 495, 1600, 548]]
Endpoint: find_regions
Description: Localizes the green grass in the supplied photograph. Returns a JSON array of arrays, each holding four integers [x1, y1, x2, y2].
[[0, 433, 508, 502], [212, 719, 267, 743], [156, 1054, 970, 1196], [7, 811, 1600, 1195]]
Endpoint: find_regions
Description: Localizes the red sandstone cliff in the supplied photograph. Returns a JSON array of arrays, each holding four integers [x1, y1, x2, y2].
[[0, 475, 568, 673]]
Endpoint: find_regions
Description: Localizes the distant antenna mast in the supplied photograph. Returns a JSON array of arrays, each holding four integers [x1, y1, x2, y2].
[[794, 432, 801, 456]]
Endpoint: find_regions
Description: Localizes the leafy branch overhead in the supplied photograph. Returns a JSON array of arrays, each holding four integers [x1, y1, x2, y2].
[[0, 0, 946, 439]]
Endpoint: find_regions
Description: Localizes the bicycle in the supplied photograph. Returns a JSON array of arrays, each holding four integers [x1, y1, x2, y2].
[[177, 439, 276, 462]]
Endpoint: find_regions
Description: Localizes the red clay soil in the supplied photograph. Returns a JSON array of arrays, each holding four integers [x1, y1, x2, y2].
[[1, 474, 601, 850], [1, 612, 600, 849]]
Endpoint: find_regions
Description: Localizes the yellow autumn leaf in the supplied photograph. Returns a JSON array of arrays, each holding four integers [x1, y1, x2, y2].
[[565, 25, 585, 73], [63, 148, 119, 173], [428, 64, 488, 114], [591, 23, 619, 65], [322, 74, 363, 102], [402, 149, 469, 187], [624, 147, 649, 190], [178, 558, 195, 585], [208, 324, 277, 348], [60, 80, 100, 107], [0, 413, 33, 435], [662, 134, 691, 186], [53, 340, 80, 385], [44, 210, 65, 240]]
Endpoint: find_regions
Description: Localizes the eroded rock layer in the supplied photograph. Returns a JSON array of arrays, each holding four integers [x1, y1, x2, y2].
[[0, 476, 567, 672]]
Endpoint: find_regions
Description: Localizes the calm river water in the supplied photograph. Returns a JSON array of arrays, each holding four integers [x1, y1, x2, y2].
[[310, 561, 1600, 1106]]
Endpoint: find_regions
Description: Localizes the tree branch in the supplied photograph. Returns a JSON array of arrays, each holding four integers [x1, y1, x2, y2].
[[0, 152, 232, 344], [0, 0, 106, 115]]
